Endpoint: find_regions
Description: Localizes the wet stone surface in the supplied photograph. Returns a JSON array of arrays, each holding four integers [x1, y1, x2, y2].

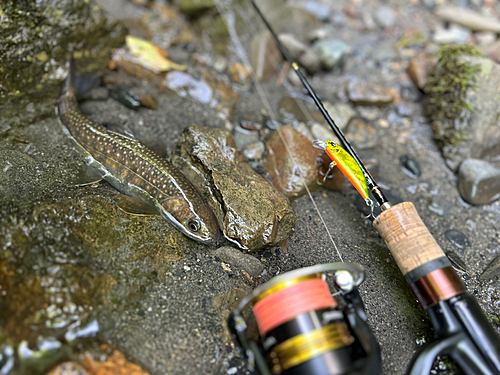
[[172, 125, 296, 251]]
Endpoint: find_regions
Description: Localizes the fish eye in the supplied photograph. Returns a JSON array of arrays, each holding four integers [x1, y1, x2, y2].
[[188, 219, 200, 232]]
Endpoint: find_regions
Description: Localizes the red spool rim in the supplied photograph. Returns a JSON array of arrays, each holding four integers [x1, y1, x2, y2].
[[252, 278, 337, 336]]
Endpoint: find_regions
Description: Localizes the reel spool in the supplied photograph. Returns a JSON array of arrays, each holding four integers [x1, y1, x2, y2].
[[227, 263, 381, 375]]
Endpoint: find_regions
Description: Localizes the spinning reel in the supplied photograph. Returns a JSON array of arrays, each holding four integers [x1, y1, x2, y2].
[[227, 263, 381, 375]]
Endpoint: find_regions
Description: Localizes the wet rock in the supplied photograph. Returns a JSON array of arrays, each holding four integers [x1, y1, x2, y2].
[[345, 120, 377, 149], [407, 52, 436, 90], [324, 103, 355, 131], [162, 71, 213, 105], [374, 6, 396, 29], [428, 196, 454, 217], [213, 246, 265, 278], [243, 142, 265, 161], [0, 0, 126, 127], [479, 40, 500, 65], [479, 256, 500, 282], [444, 229, 471, 249], [371, 43, 398, 62], [265, 126, 320, 199], [172, 125, 296, 250], [357, 106, 381, 121], [458, 158, 500, 205], [250, 30, 283, 81], [292, 122, 314, 141], [312, 39, 350, 71], [303, 2, 332, 22], [233, 125, 260, 150], [347, 79, 394, 106], [396, 102, 413, 117], [435, 6, 500, 33], [424, 46, 500, 171], [400, 155, 421, 179], [433, 24, 471, 45], [278, 96, 310, 123], [176, 0, 214, 16]]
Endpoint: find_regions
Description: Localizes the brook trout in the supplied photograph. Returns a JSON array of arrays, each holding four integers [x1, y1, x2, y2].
[[57, 63, 219, 243]]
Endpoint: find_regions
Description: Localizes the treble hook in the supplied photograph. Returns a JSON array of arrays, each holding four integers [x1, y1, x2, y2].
[[318, 161, 337, 186], [363, 199, 376, 220]]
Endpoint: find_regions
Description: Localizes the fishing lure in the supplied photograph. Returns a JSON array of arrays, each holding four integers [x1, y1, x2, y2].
[[313, 140, 374, 213]]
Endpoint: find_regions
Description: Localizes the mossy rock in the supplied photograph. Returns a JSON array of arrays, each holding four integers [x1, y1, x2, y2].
[[0, 0, 126, 128], [424, 45, 500, 170]]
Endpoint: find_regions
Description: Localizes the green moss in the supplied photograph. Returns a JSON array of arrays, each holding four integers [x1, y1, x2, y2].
[[424, 45, 483, 146]]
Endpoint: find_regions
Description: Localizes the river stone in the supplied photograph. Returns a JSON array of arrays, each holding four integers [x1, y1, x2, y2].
[[312, 39, 350, 71], [458, 158, 500, 205], [0, 0, 126, 128], [265, 126, 321, 199], [323, 102, 355, 131], [213, 246, 265, 277], [347, 79, 394, 106], [172, 125, 296, 251], [250, 30, 283, 81], [345, 120, 377, 149], [425, 49, 500, 171], [479, 256, 500, 282], [435, 6, 500, 33]]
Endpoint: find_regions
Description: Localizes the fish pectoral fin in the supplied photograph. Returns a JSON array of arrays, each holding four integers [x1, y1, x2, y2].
[[115, 194, 159, 216], [71, 165, 105, 187]]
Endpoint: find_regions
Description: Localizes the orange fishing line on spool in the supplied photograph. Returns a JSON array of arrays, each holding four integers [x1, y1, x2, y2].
[[252, 278, 337, 336]]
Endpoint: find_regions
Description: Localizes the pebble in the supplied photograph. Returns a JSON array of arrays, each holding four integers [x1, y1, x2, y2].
[[400, 155, 421, 178], [138, 94, 158, 110], [303, 2, 332, 22], [311, 123, 337, 142], [163, 71, 213, 104], [82, 87, 109, 101], [446, 251, 467, 273], [387, 111, 402, 126], [371, 43, 398, 62], [312, 39, 350, 71], [177, 0, 214, 15], [292, 121, 314, 141], [396, 102, 413, 117], [374, 6, 396, 29], [435, 6, 500, 33], [243, 141, 265, 160], [278, 33, 307, 60], [428, 196, 454, 217], [265, 125, 321, 198], [323, 102, 355, 131], [346, 79, 394, 106], [233, 125, 260, 150], [479, 256, 500, 282], [444, 229, 471, 249], [298, 49, 321, 74], [109, 86, 141, 110], [433, 24, 471, 45], [458, 158, 500, 205], [407, 52, 435, 90], [345, 120, 377, 149], [357, 106, 381, 121], [475, 32, 496, 46], [213, 246, 265, 278]]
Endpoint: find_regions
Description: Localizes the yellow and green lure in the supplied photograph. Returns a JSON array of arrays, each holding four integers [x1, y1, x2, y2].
[[313, 140, 374, 210]]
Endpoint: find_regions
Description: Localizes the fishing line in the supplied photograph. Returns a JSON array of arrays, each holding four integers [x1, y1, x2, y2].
[[213, 0, 343, 262]]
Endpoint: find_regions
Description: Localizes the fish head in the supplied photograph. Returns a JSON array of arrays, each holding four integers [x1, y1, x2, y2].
[[161, 197, 220, 244]]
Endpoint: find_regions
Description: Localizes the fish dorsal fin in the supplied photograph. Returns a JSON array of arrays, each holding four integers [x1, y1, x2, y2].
[[115, 194, 158, 216]]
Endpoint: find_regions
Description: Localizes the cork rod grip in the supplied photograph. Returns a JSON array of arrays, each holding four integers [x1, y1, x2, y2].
[[373, 202, 445, 276]]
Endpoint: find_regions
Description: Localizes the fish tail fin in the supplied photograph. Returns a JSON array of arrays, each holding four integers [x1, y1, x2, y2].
[[58, 58, 78, 117]]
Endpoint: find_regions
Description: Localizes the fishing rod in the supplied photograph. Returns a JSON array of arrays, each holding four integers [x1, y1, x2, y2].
[[227, 263, 381, 375], [246, 1, 500, 374]]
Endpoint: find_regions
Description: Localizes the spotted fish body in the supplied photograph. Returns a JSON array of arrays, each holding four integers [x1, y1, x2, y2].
[[57, 65, 219, 243]]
